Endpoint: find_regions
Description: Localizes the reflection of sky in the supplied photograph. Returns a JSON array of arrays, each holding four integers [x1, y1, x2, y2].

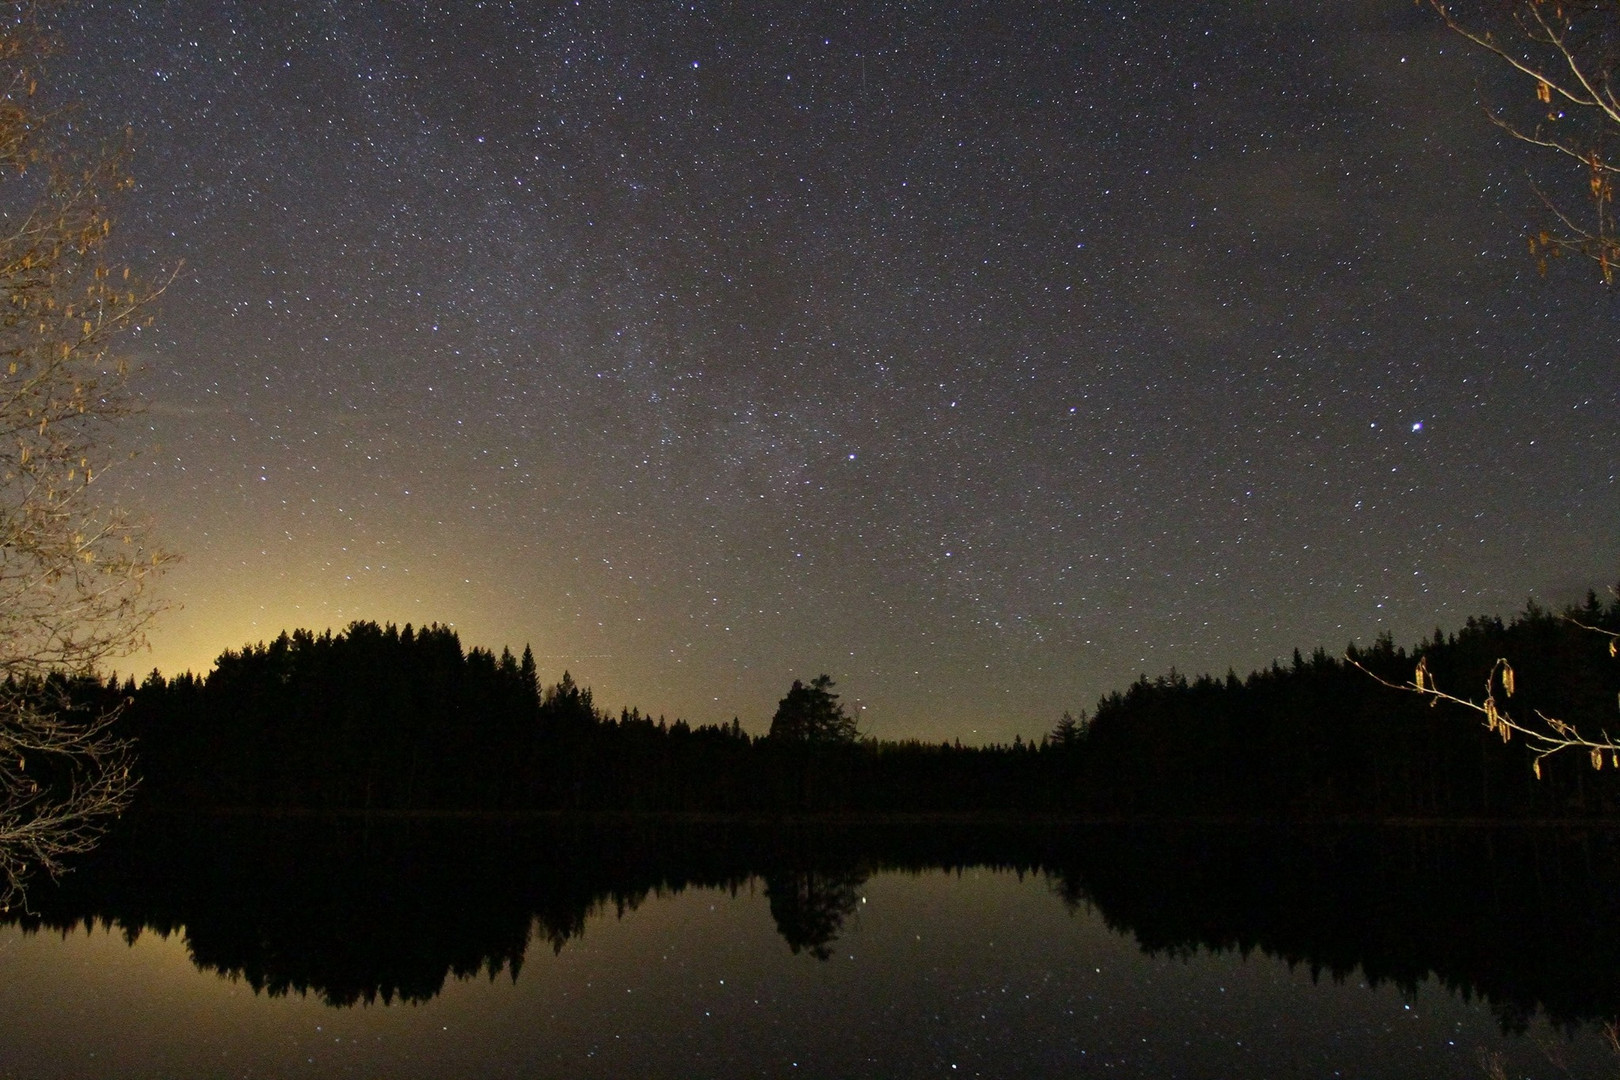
[[0, 870, 1606, 1078], [49, 3, 1620, 740]]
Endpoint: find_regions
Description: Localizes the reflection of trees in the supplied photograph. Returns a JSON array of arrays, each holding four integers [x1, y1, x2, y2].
[[1043, 824, 1620, 1033], [8, 818, 1620, 1027], [764, 868, 868, 960], [6, 817, 768, 1006]]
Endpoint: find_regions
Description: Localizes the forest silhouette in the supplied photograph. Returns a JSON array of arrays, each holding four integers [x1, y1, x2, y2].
[[14, 592, 1620, 1026], [71, 590, 1620, 819]]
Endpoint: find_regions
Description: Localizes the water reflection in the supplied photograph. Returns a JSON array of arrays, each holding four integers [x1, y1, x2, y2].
[[6, 814, 1620, 1031], [765, 868, 868, 959], [20, 867, 1605, 1080]]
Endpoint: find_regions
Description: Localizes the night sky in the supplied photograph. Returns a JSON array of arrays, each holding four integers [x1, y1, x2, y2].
[[52, 1, 1618, 742]]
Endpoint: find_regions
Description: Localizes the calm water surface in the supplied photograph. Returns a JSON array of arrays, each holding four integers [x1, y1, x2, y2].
[[1, 864, 1608, 1079]]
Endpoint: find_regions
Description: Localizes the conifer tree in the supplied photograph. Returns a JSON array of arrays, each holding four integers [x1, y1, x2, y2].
[[769, 675, 857, 744]]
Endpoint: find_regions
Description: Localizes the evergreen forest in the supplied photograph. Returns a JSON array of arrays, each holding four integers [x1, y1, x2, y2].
[[52, 591, 1620, 820]]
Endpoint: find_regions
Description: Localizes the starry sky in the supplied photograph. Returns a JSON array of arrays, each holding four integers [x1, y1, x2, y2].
[[49, 0, 1618, 742]]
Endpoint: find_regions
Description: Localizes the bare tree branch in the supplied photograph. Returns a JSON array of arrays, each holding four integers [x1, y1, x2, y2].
[[1430, 0, 1620, 280], [0, 1, 173, 911], [1349, 618, 1620, 780]]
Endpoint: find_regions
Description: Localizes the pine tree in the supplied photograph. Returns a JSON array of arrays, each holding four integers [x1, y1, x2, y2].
[[769, 675, 857, 744]]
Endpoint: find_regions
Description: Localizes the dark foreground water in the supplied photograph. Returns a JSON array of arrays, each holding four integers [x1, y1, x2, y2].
[[1, 817, 1616, 1079]]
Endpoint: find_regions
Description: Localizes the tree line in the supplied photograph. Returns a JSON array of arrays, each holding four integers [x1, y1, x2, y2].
[[66, 591, 1620, 819], [1074, 592, 1620, 818]]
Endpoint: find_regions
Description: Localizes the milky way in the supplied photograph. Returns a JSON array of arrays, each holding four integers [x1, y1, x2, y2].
[[51, 1, 1619, 741]]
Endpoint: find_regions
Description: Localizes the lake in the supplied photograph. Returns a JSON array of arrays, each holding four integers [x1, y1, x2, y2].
[[1, 817, 1615, 1078]]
